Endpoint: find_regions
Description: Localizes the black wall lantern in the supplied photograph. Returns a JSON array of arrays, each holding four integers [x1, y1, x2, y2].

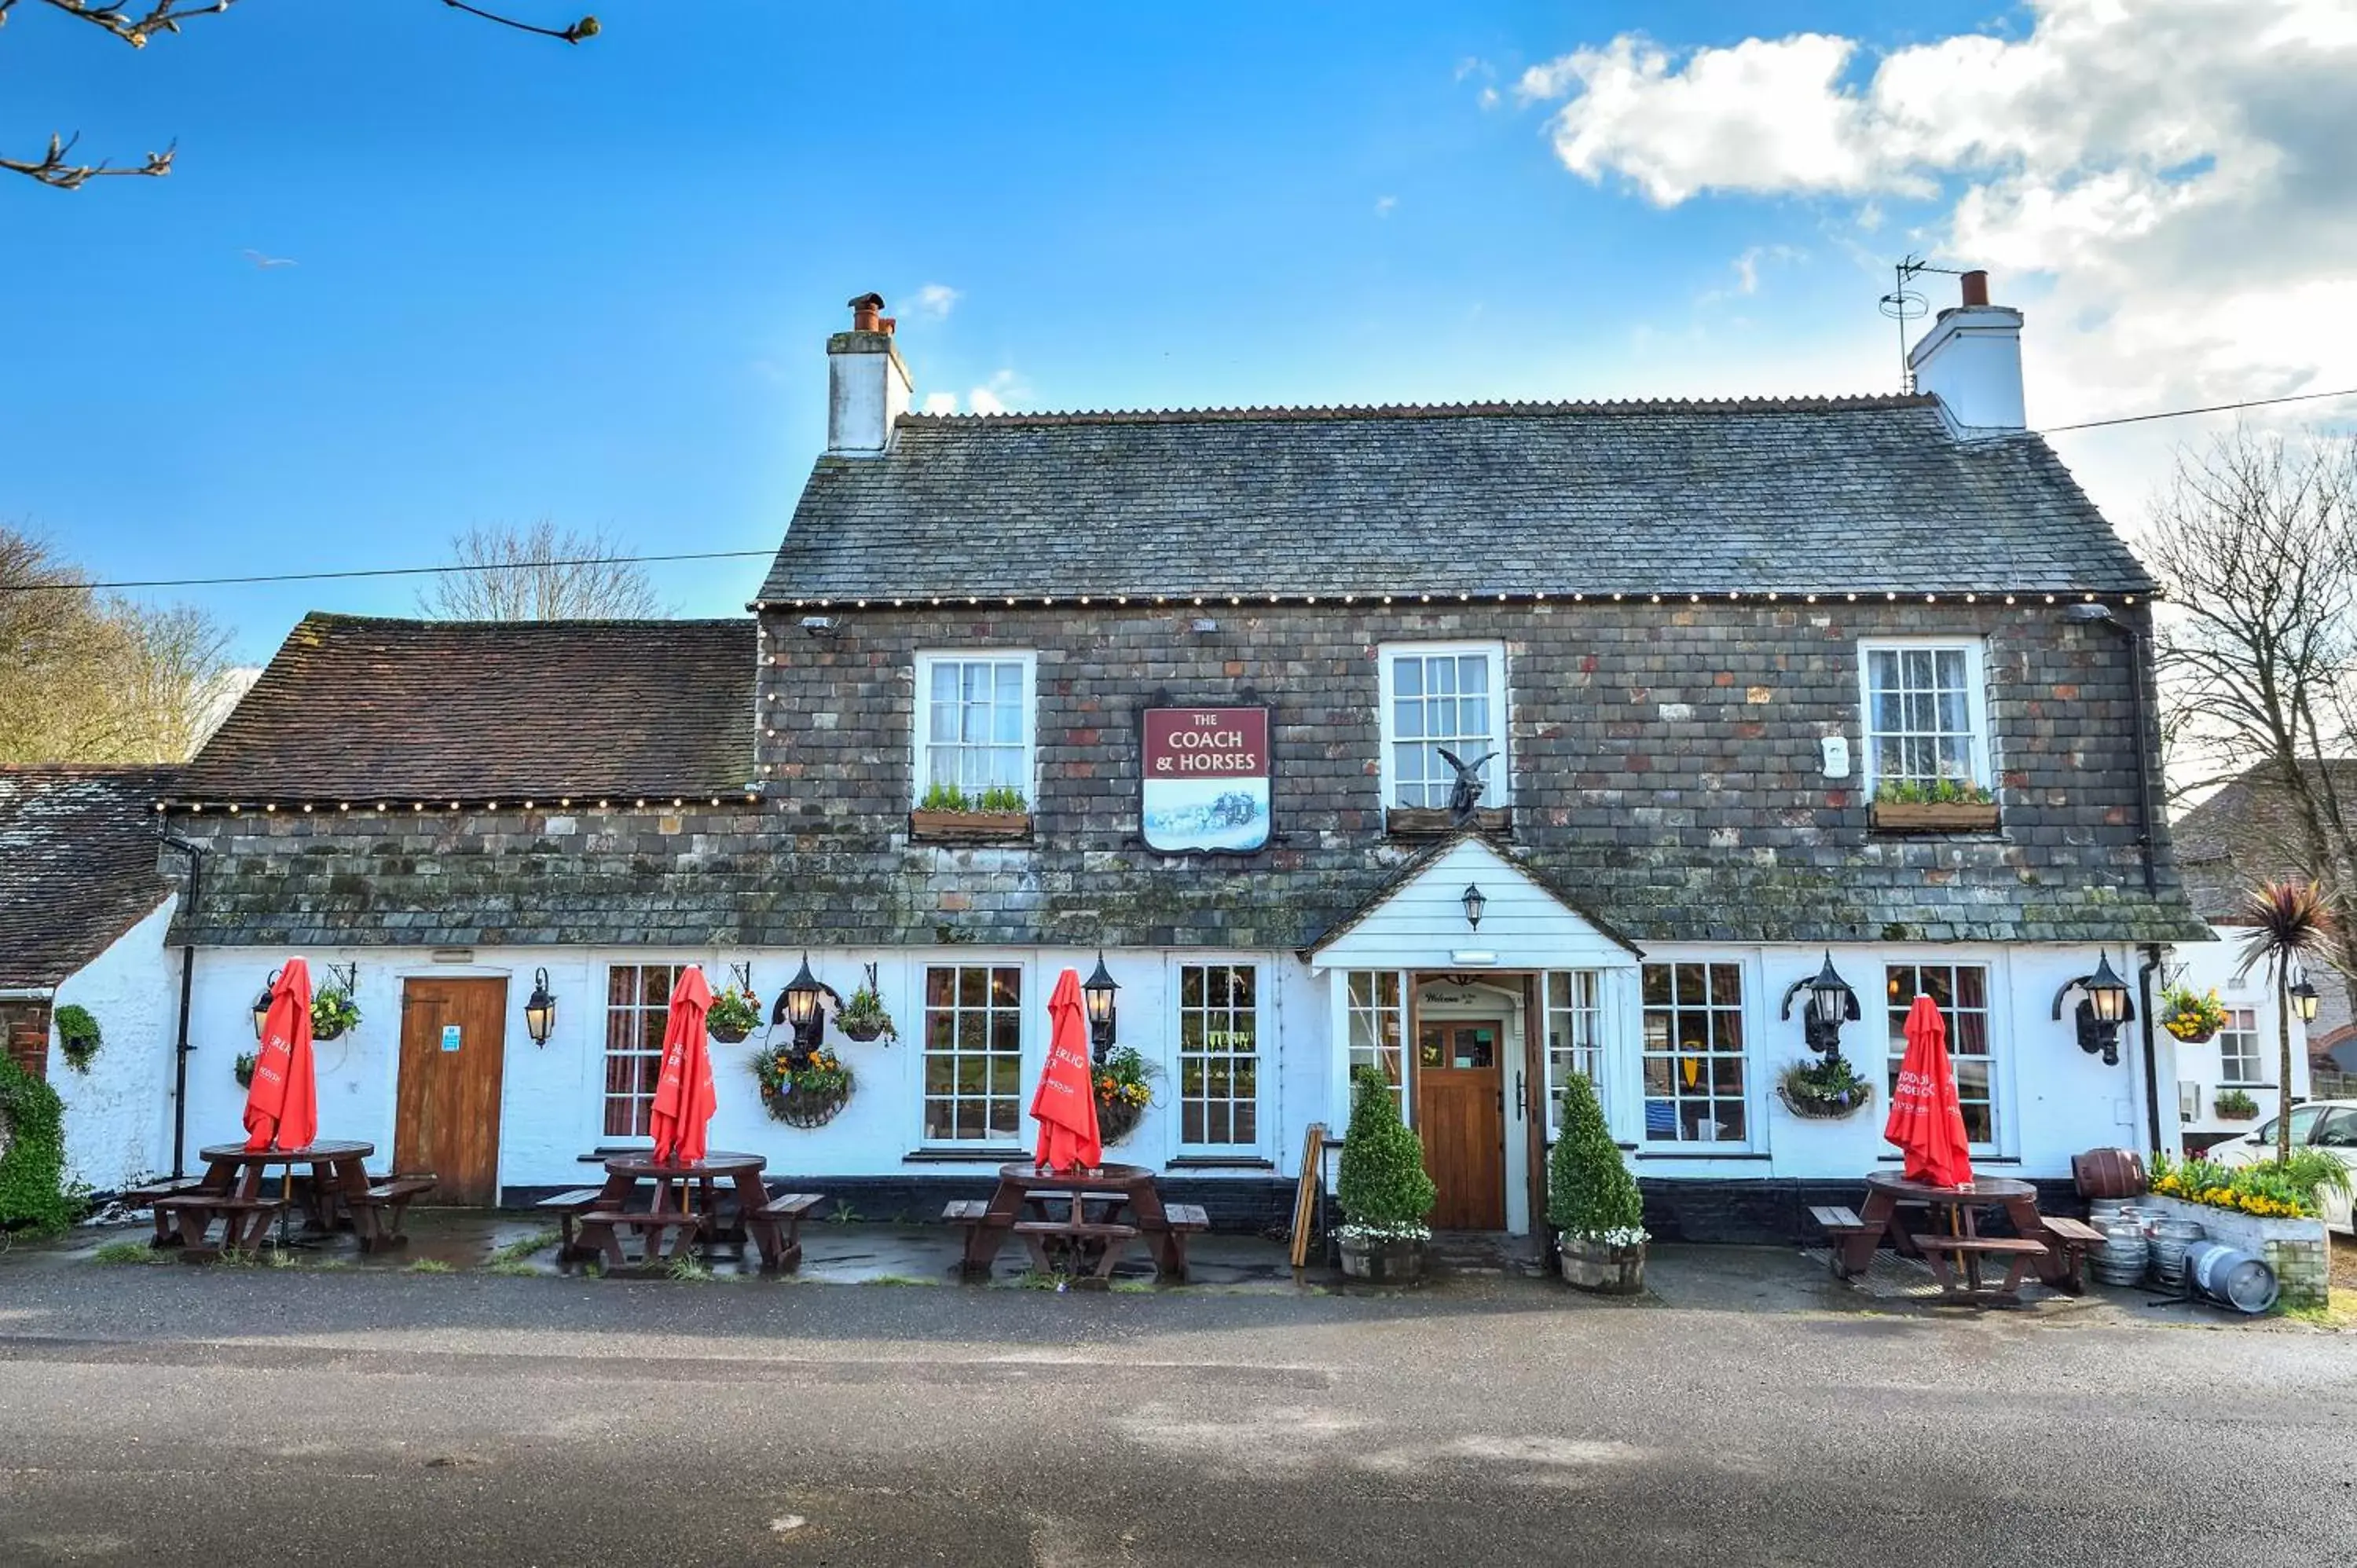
[[1780, 952, 1860, 1059], [1083, 953, 1120, 1062], [2290, 973, 2322, 1024], [2051, 952, 2135, 1066], [1461, 884, 1486, 931], [250, 969, 280, 1041], [524, 968, 558, 1047], [777, 953, 830, 1059]]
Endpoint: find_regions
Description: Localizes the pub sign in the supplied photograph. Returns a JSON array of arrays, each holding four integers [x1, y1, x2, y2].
[[1141, 707, 1270, 854]]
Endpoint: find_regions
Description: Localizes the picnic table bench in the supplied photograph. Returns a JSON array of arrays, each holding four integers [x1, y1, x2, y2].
[[159, 1141, 400, 1258], [955, 1163, 1197, 1287], [1825, 1172, 2062, 1305], [575, 1151, 810, 1273]]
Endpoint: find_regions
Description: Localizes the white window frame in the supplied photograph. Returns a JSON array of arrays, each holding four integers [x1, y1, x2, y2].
[[911, 650, 1038, 807], [1173, 962, 1263, 1152], [2219, 1007, 2264, 1085], [603, 962, 687, 1140], [918, 962, 1028, 1145], [1640, 960, 1754, 1148], [1343, 969, 1409, 1120], [1376, 639, 1511, 810], [1883, 959, 2002, 1153], [1857, 639, 1992, 793], [1544, 970, 1608, 1136]]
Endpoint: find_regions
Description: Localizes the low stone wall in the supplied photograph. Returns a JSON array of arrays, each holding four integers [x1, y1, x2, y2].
[[2139, 1193, 2331, 1310]]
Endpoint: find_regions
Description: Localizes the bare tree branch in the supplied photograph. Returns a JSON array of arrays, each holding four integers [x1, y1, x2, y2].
[[0, 130, 172, 189], [439, 1, 599, 45], [417, 522, 667, 621], [16, 0, 233, 49]]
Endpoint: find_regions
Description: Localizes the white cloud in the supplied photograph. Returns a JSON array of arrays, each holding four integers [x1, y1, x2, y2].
[[920, 391, 959, 415], [958, 370, 1028, 416], [1514, 1, 2357, 518], [1478, 85, 1500, 110], [910, 283, 962, 319], [1374, 195, 1398, 218]]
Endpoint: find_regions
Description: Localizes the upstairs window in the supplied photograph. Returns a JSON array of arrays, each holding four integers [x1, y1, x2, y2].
[[913, 652, 1036, 806], [2219, 1008, 2264, 1085], [1378, 642, 1508, 809], [1860, 641, 1989, 791]]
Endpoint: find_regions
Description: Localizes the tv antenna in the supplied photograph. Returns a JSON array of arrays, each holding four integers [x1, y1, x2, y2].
[[1879, 254, 1963, 393]]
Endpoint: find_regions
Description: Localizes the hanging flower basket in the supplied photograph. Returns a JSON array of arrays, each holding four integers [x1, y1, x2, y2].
[[1776, 1083, 1874, 1121], [834, 964, 897, 1043], [1776, 1058, 1875, 1121], [707, 981, 764, 1046], [1098, 1096, 1143, 1146], [310, 986, 361, 1042], [2160, 984, 2230, 1045], [233, 1053, 258, 1088], [1091, 1046, 1158, 1147], [753, 1046, 852, 1128]]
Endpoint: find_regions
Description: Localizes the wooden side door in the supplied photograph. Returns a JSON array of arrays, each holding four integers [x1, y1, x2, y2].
[[1415, 1018, 1507, 1230], [395, 976, 508, 1206]]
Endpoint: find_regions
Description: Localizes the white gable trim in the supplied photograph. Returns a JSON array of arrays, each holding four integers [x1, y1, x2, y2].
[[1307, 838, 1640, 972]]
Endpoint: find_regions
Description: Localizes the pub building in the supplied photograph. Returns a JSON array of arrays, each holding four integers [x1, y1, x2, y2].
[[151, 278, 2207, 1241]]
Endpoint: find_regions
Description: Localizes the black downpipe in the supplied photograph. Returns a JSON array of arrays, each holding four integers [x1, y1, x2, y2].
[[156, 829, 203, 1180], [2137, 944, 2165, 1156]]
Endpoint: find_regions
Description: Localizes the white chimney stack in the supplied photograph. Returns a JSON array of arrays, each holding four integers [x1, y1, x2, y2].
[[827, 291, 912, 457], [1908, 269, 2025, 432]]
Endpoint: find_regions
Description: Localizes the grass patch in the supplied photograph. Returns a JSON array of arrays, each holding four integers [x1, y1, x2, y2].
[[2279, 1293, 2357, 1328], [1109, 1280, 1156, 1294], [407, 1258, 456, 1274], [1005, 1269, 1068, 1291], [267, 1249, 302, 1269], [90, 1240, 156, 1266], [485, 1227, 561, 1266], [865, 1273, 938, 1287], [484, 1259, 541, 1278], [214, 1247, 263, 1269], [665, 1255, 713, 1283], [824, 1201, 864, 1225], [308, 1258, 353, 1271]]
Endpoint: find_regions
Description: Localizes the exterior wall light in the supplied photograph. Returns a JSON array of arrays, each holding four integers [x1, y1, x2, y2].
[[1461, 884, 1486, 931], [777, 954, 830, 1057], [2289, 974, 2322, 1024], [251, 969, 280, 1041], [1780, 952, 1861, 1058], [1083, 953, 1120, 1061], [524, 968, 558, 1047], [2051, 952, 2135, 1066]]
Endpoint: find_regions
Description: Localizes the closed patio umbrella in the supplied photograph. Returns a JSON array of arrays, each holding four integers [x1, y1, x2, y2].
[[649, 965, 717, 1165], [1884, 993, 1974, 1188], [244, 957, 319, 1152], [1031, 969, 1102, 1175]]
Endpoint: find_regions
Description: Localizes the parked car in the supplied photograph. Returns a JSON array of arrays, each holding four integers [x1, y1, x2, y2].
[[2207, 1100, 2357, 1235]]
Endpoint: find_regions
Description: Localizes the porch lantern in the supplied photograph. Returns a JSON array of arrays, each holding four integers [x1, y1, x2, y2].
[[1780, 952, 1861, 1059], [779, 953, 827, 1054], [2051, 952, 2135, 1066], [523, 968, 558, 1047], [250, 971, 280, 1041], [1083, 952, 1120, 1061], [2289, 974, 2322, 1024], [1461, 884, 1486, 932]]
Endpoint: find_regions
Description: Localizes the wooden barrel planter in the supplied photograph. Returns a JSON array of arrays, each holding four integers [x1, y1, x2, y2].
[[2072, 1147, 2148, 1200], [1097, 1096, 1142, 1146], [761, 1077, 853, 1129]]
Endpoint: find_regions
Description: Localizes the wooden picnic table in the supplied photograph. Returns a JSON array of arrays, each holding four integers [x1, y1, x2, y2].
[[952, 1162, 1204, 1285], [159, 1141, 430, 1255], [576, 1150, 816, 1273], [1827, 1171, 2069, 1303]]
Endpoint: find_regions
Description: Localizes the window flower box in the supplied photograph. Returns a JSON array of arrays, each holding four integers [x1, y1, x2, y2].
[[1868, 800, 2000, 833], [1385, 806, 1512, 840], [908, 809, 1032, 844]]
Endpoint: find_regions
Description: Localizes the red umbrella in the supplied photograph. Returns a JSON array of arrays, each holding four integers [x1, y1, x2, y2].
[[1031, 969, 1102, 1175], [1884, 993, 1974, 1188], [649, 965, 717, 1164], [244, 957, 319, 1152]]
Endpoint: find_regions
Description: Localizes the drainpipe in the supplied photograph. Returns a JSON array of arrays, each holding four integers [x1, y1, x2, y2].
[[2137, 944, 2165, 1156], [156, 828, 203, 1180]]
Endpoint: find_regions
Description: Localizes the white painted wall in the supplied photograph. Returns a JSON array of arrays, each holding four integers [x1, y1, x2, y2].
[[1311, 838, 1639, 973], [2164, 932, 2311, 1145], [48, 896, 178, 1193]]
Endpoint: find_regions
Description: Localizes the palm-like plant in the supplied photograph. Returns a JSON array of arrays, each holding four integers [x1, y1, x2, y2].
[[2235, 879, 2339, 1163]]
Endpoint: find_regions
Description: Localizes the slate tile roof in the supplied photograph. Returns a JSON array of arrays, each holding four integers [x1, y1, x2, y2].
[[0, 766, 178, 987], [2173, 760, 2357, 921], [174, 614, 757, 803], [761, 398, 2154, 603]]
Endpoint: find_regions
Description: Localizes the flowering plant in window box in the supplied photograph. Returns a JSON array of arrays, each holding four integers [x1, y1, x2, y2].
[[706, 984, 764, 1045], [309, 984, 361, 1042], [910, 782, 1032, 844], [1091, 1046, 1159, 1145], [2159, 984, 2230, 1045], [1335, 1066, 1436, 1283], [1868, 778, 1999, 833], [2212, 1087, 2261, 1121], [1549, 1072, 1648, 1294], [1775, 1056, 1874, 1120], [753, 1044, 854, 1128]]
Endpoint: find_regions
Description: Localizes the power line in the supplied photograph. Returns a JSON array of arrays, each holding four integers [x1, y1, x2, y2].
[[2045, 384, 2357, 433], [9, 383, 2355, 596]]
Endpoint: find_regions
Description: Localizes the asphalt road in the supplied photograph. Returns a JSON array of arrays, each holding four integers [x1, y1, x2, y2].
[[2, 1268, 2352, 1566]]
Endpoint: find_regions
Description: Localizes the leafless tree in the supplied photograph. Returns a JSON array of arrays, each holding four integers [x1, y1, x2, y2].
[[2, 1, 599, 190], [0, 524, 236, 762], [2146, 427, 2357, 1002], [416, 521, 665, 621]]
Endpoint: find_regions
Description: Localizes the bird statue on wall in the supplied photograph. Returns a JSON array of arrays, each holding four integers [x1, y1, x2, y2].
[[1435, 747, 1497, 825]]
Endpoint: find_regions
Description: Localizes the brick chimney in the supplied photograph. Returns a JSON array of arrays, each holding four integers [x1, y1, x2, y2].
[[827, 291, 913, 457], [1907, 269, 2025, 432]]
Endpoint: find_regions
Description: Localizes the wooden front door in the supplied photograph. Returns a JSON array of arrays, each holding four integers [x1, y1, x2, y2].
[[1416, 1018, 1507, 1230], [396, 977, 508, 1206]]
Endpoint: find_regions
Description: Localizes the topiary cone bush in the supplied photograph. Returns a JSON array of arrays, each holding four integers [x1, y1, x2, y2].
[[1336, 1066, 1436, 1239], [1548, 1073, 1646, 1247]]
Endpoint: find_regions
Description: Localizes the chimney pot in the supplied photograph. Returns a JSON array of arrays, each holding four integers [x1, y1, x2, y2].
[[848, 291, 885, 332], [1959, 269, 1990, 307]]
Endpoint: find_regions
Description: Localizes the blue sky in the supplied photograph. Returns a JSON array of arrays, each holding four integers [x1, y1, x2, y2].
[[6, 2, 2349, 661]]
